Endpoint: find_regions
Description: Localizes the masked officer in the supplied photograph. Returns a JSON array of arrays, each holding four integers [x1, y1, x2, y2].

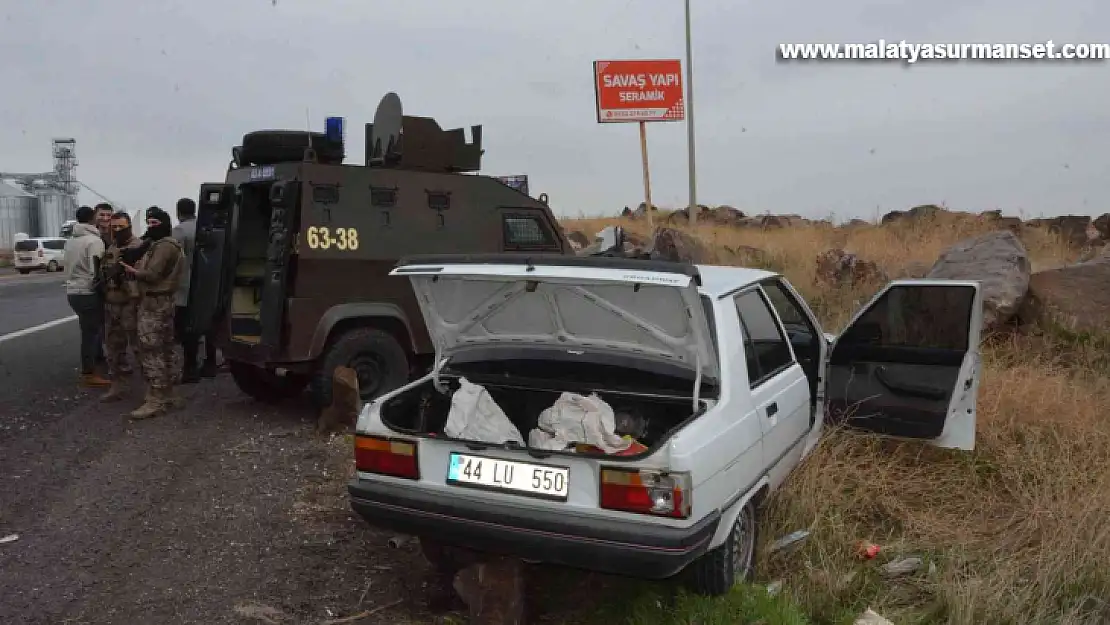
[[121, 206, 186, 419], [99, 212, 144, 402]]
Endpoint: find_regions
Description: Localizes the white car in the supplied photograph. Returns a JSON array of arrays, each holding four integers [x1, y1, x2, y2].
[[13, 237, 68, 274], [348, 255, 982, 595]]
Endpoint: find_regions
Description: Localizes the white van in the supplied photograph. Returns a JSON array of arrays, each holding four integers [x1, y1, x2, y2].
[[13, 237, 68, 274]]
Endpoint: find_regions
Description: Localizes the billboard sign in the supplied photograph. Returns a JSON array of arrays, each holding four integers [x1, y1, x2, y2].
[[593, 59, 685, 123]]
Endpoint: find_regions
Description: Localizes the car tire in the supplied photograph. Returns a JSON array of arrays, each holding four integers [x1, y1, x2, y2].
[[309, 327, 409, 409], [686, 498, 759, 597], [46, 260, 59, 272], [239, 130, 345, 166], [229, 360, 310, 403], [17, 269, 30, 275]]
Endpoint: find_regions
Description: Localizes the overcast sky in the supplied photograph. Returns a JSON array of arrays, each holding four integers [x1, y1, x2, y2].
[[1, 0, 1106, 221]]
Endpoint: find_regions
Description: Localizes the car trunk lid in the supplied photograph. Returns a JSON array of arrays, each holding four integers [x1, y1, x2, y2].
[[389, 254, 720, 403]]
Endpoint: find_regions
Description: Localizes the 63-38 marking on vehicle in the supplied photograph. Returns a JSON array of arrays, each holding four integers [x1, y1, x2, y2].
[[305, 225, 359, 251]]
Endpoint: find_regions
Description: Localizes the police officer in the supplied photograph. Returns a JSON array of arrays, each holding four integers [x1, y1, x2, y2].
[[121, 206, 185, 419], [99, 212, 144, 402]]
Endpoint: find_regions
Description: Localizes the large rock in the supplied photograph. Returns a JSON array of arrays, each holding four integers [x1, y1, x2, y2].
[[316, 366, 361, 434], [1026, 215, 1094, 248], [881, 204, 944, 225], [708, 205, 745, 226], [926, 230, 1030, 332], [453, 557, 526, 625], [1020, 250, 1110, 337], [815, 249, 887, 287], [649, 227, 712, 263], [565, 230, 590, 250], [1093, 213, 1110, 239]]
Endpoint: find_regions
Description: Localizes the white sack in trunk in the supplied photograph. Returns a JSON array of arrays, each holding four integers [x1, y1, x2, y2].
[[528, 392, 631, 454], [445, 378, 525, 444]]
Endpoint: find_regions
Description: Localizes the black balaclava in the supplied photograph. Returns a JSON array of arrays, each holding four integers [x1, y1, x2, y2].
[[144, 206, 173, 241], [112, 213, 134, 247]]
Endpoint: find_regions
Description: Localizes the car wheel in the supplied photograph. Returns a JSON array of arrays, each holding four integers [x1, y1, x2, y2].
[[46, 260, 59, 272], [310, 327, 409, 409], [686, 499, 759, 596], [228, 360, 310, 403], [18, 269, 30, 275]]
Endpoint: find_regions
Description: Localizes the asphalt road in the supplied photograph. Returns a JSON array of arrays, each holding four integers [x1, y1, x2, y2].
[[0, 270, 75, 337], [0, 270, 436, 624]]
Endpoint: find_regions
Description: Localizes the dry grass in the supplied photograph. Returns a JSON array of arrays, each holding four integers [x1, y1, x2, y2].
[[559, 214, 1110, 625]]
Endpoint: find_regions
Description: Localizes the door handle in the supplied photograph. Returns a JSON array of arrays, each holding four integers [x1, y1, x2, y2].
[[766, 402, 778, 417]]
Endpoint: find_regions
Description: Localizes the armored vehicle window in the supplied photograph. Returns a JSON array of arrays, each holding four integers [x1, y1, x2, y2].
[[503, 214, 558, 251], [312, 184, 340, 204]]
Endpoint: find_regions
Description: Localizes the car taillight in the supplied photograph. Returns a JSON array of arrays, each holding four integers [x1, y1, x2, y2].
[[38, 249, 43, 257], [599, 468, 692, 519], [354, 435, 419, 479]]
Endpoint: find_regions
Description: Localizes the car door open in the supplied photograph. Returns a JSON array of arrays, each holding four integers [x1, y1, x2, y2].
[[187, 183, 235, 337], [823, 279, 983, 450]]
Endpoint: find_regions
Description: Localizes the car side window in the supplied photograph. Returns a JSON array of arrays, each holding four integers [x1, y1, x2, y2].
[[733, 290, 794, 387], [761, 280, 818, 340], [839, 284, 974, 351], [43, 240, 66, 251]]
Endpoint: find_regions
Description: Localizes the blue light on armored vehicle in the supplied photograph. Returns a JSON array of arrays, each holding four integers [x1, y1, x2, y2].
[[325, 116, 345, 143]]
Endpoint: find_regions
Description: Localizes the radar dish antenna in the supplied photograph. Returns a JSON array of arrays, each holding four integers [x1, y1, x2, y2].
[[368, 92, 403, 166]]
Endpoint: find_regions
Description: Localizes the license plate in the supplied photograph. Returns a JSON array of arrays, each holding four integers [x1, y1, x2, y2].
[[447, 453, 569, 500], [17, 256, 31, 262]]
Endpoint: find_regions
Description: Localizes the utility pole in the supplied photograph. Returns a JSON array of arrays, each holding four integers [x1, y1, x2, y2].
[[684, 0, 698, 225]]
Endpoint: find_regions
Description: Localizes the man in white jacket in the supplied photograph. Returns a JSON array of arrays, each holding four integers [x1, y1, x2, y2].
[[63, 206, 111, 388]]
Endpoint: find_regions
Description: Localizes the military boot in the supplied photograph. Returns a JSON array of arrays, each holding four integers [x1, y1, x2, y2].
[[100, 378, 126, 403], [129, 388, 167, 420]]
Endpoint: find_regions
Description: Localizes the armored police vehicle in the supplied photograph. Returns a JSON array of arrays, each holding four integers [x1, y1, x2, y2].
[[187, 93, 574, 408]]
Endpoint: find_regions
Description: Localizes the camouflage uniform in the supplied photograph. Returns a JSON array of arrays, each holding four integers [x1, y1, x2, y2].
[[131, 236, 185, 419], [99, 236, 144, 401]]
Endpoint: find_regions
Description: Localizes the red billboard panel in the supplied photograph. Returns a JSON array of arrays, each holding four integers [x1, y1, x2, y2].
[[593, 59, 685, 123]]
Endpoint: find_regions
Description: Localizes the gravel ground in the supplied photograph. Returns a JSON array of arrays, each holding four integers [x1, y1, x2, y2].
[[0, 374, 444, 625]]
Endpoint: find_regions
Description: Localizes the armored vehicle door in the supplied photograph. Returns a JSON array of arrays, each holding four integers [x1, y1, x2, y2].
[[188, 183, 235, 336], [257, 180, 301, 348]]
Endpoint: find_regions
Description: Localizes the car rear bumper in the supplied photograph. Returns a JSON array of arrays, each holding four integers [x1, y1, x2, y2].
[[348, 478, 720, 579]]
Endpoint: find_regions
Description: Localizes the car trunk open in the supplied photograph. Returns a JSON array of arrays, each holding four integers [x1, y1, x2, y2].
[[378, 256, 720, 458], [379, 358, 712, 459]]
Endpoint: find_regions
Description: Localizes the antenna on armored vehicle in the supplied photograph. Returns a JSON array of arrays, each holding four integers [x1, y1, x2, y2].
[[367, 93, 403, 167]]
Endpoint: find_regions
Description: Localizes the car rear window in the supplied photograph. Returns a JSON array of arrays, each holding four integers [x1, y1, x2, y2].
[[14, 241, 38, 252]]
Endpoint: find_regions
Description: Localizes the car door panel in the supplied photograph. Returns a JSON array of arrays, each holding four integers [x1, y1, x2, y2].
[[188, 183, 235, 337], [732, 288, 811, 481], [824, 280, 982, 450]]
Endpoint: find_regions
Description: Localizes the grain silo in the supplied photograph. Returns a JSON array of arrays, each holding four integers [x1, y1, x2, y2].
[[0, 182, 36, 251], [35, 190, 77, 238]]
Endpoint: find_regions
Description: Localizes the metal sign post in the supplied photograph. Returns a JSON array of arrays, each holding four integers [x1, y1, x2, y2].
[[638, 121, 654, 228]]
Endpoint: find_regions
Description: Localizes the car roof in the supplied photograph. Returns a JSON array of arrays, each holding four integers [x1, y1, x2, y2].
[[694, 264, 779, 298]]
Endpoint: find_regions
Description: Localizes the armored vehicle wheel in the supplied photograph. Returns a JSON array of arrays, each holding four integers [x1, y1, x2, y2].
[[229, 360, 310, 403], [310, 327, 409, 409], [686, 499, 759, 596], [239, 130, 344, 166]]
